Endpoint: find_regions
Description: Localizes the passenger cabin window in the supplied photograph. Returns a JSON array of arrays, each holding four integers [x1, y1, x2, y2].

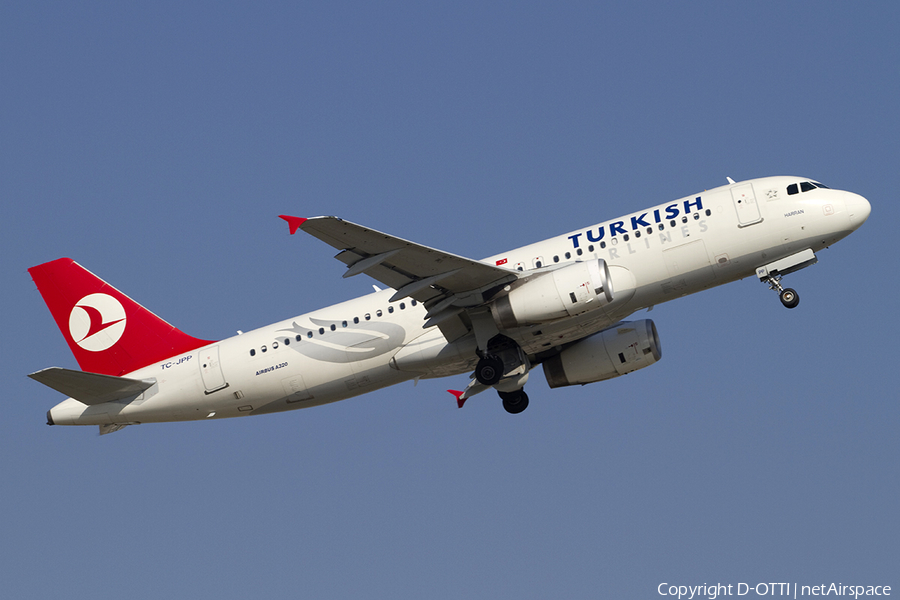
[[250, 349, 256, 357]]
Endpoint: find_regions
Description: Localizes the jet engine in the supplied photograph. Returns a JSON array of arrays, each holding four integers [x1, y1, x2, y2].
[[543, 319, 661, 388], [491, 259, 613, 329]]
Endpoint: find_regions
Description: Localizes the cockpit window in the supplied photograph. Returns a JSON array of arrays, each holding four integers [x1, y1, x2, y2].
[[788, 181, 829, 196]]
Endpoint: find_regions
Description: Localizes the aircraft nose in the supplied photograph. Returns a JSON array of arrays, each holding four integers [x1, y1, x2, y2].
[[845, 192, 871, 228]]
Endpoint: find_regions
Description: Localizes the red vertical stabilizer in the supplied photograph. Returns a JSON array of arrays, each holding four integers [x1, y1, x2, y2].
[[29, 258, 214, 376]]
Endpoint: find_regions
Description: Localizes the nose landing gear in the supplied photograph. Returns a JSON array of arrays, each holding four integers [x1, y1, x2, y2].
[[779, 287, 799, 309], [756, 249, 817, 309], [765, 275, 800, 309]]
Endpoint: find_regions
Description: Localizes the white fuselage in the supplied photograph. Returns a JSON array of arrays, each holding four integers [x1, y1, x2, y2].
[[48, 176, 870, 426]]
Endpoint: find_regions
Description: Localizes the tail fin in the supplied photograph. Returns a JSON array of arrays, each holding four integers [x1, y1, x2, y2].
[[29, 258, 213, 376]]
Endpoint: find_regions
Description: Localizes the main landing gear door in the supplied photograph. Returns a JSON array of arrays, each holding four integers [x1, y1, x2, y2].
[[199, 346, 229, 394], [731, 183, 763, 227]]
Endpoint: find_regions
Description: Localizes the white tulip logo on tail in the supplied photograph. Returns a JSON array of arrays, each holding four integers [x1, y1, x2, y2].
[[68, 293, 126, 352]]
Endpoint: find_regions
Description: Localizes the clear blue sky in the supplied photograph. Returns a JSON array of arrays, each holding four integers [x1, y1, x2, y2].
[[3, 2, 897, 598]]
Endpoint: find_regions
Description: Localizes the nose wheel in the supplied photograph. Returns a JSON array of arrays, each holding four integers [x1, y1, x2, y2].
[[766, 275, 800, 309], [779, 287, 799, 309]]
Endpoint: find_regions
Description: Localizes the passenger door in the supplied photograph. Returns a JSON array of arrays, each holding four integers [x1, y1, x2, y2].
[[731, 183, 763, 227], [199, 346, 228, 393]]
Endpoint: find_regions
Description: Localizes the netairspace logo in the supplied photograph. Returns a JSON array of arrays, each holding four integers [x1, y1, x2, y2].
[[657, 582, 891, 599]]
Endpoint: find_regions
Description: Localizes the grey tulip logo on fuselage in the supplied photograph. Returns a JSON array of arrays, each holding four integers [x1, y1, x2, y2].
[[278, 317, 407, 364]]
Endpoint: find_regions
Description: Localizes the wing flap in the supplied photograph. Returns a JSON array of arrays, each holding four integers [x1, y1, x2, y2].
[[29, 367, 155, 405]]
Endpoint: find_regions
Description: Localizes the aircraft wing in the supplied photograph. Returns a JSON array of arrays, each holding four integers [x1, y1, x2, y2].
[[281, 215, 519, 313]]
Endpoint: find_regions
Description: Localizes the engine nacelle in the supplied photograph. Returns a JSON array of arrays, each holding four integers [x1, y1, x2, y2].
[[543, 319, 661, 388], [492, 259, 613, 329]]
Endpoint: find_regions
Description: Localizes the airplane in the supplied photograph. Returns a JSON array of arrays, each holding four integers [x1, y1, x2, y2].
[[28, 176, 870, 434]]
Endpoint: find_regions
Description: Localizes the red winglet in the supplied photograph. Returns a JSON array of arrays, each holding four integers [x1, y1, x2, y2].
[[447, 390, 467, 409], [279, 215, 307, 235]]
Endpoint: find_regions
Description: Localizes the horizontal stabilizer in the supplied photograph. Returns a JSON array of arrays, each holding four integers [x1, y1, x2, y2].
[[29, 367, 155, 405]]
